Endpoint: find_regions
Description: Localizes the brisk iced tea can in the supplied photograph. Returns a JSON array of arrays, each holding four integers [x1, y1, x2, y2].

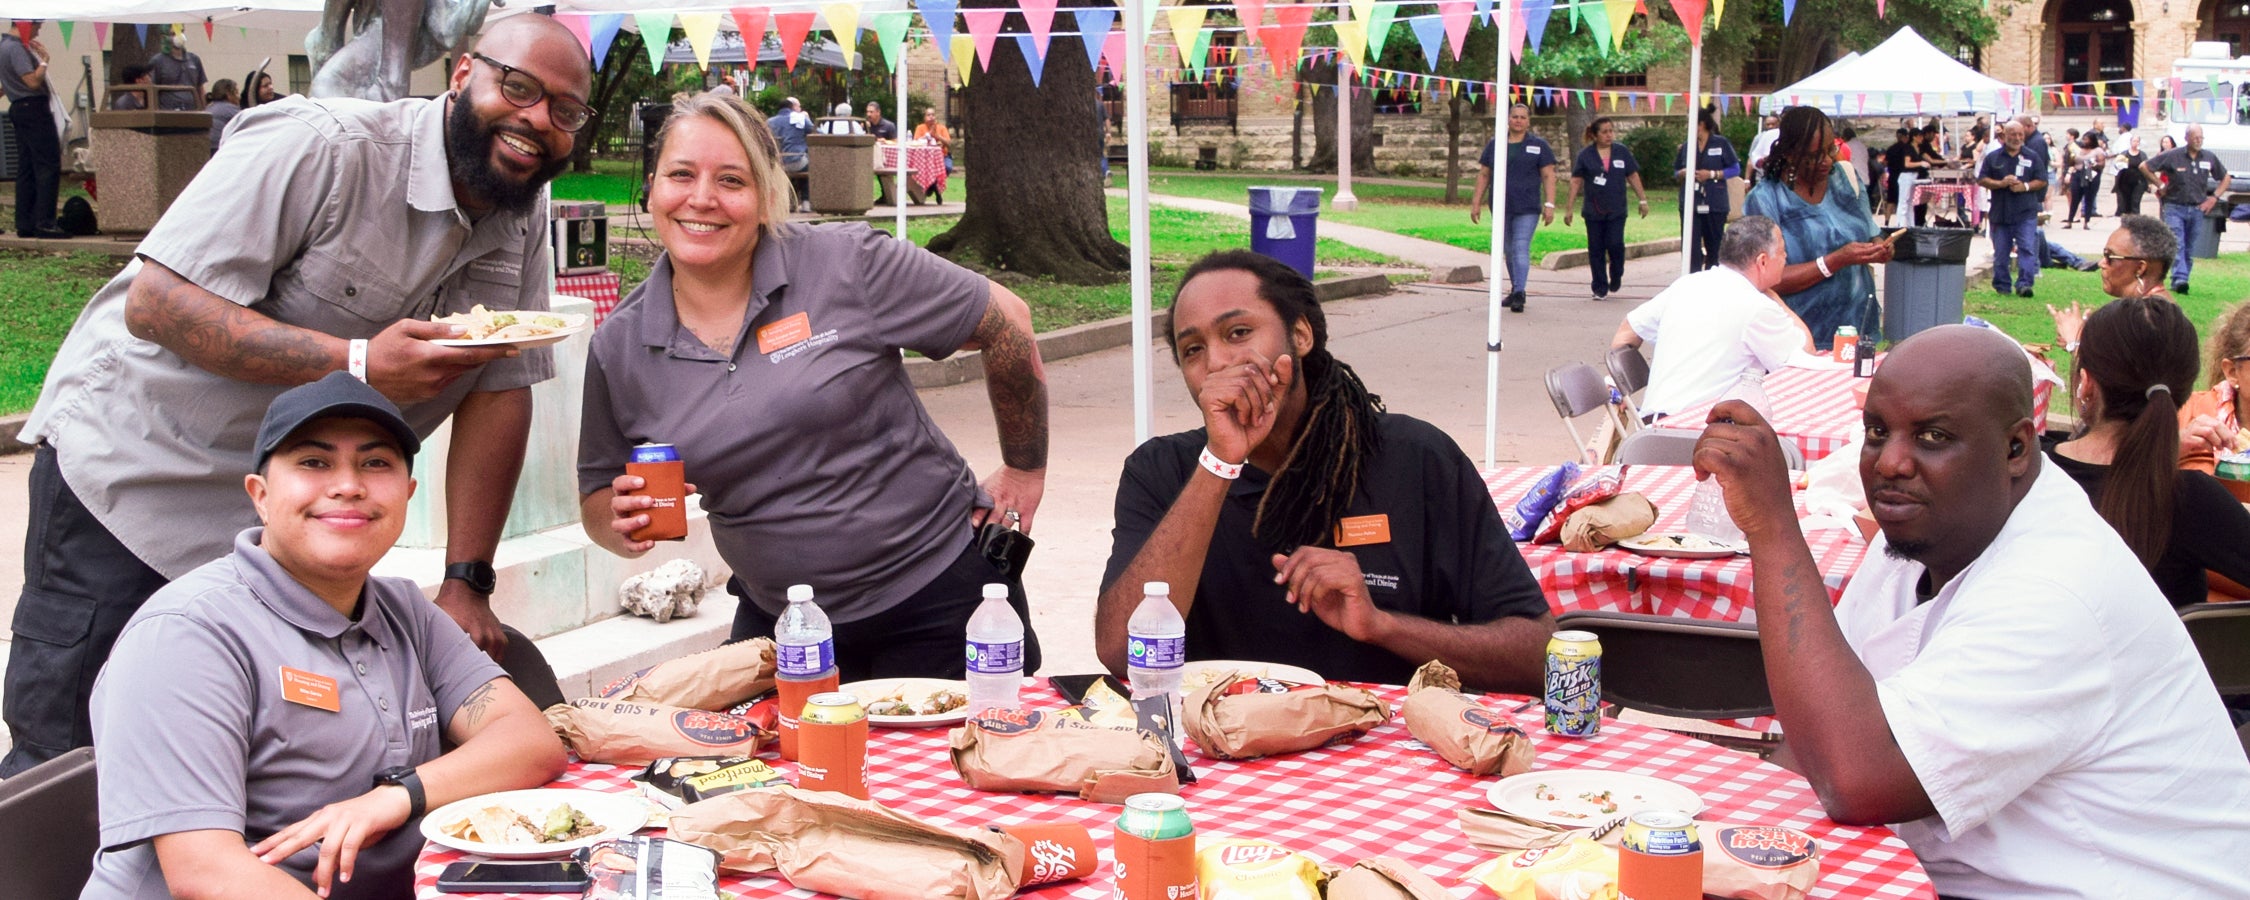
[[797, 692, 868, 799], [1831, 326, 1859, 363], [625, 443, 688, 542], [1544, 630, 1602, 737], [1618, 810, 1702, 900], [1113, 792, 1195, 900]]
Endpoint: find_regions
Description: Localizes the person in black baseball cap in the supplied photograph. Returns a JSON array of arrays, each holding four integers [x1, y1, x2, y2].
[[254, 370, 422, 470]]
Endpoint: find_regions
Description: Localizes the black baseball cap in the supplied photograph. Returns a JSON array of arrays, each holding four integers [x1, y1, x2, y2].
[[254, 371, 420, 469]]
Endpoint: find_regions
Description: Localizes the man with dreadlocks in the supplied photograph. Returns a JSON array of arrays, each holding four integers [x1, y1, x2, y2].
[[1096, 251, 1555, 692]]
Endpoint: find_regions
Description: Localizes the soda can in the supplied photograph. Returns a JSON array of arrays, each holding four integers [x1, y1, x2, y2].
[[1543, 630, 1602, 738], [1831, 326, 1859, 363], [625, 443, 689, 542], [797, 692, 868, 799], [1618, 810, 1703, 900], [1113, 793, 1196, 900]]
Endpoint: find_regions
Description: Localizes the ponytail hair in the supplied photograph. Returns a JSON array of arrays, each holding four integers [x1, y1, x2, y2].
[[2075, 296, 2201, 566], [1168, 251, 1386, 551]]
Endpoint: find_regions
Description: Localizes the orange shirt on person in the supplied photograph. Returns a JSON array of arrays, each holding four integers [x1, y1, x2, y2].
[[2178, 381, 2242, 476], [914, 122, 951, 149]]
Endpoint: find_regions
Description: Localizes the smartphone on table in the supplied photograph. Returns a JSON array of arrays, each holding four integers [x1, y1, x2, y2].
[[435, 859, 591, 893]]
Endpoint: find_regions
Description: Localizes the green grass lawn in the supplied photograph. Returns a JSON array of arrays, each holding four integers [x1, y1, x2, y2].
[[550, 158, 643, 207], [1, 251, 122, 415], [1964, 252, 2250, 413]]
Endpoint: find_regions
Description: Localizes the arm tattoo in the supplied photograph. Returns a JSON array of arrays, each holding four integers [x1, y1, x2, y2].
[[976, 300, 1049, 470], [125, 263, 340, 384], [456, 680, 499, 732]]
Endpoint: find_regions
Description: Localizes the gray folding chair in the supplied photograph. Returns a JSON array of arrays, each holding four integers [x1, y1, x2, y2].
[[1553, 610, 1777, 753], [1544, 363, 1624, 462], [1606, 345, 1651, 424], [0, 746, 99, 898], [2181, 601, 2250, 701], [1613, 427, 1702, 466]]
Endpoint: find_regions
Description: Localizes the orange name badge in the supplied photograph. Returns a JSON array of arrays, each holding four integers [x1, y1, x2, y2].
[[1335, 514, 1392, 547], [279, 666, 341, 713], [756, 312, 813, 355]]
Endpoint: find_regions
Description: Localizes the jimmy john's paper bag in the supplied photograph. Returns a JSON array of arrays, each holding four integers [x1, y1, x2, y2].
[[546, 698, 768, 766], [948, 708, 1177, 803], [1402, 661, 1537, 776], [1702, 825, 1820, 900], [1559, 493, 1657, 552], [665, 787, 1024, 900], [1183, 673, 1390, 760], [597, 638, 777, 711], [1325, 857, 1452, 900], [1456, 807, 1622, 854]]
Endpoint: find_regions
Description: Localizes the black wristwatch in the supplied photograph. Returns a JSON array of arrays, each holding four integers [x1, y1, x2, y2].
[[372, 766, 426, 820], [444, 560, 497, 596]]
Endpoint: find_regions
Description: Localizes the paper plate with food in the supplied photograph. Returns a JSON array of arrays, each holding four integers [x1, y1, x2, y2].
[[1178, 660, 1324, 694], [429, 304, 590, 348], [845, 677, 971, 727], [1485, 769, 1704, 828], [421, 788, 647, 858], [1615, 531, 1748, 559]]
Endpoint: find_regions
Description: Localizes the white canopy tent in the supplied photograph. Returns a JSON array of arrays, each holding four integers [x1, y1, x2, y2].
[[6, 1, 325, 28], [1758, 26, 2023, 117]]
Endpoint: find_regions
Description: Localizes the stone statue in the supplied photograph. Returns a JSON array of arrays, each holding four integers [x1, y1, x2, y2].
[[306, 0, 491, 101]]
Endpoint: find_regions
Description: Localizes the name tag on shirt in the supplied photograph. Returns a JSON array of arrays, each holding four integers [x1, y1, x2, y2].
[[2016, 160, 2029, 175], [1593, 175, 1609, 186], [756, 311, 813, 354], [280, 666, 341, 712], [1611, 159, 1626, 170], [2198, 160, 2213, 172], [1707, 148, 1723, 156], [1525, 146, 1541, 156], [1335, 514, 1392, 547]]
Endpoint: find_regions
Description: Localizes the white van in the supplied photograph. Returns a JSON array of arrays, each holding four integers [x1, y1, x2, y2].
[[2171, 41, 2250, 203]]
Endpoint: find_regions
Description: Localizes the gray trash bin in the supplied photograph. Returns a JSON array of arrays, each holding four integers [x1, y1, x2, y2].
[[1880, 226, 1972, 343], [2194, 209, 2224, 259], [1248, 186, 1323, 279], [806, 132, 877, 215]]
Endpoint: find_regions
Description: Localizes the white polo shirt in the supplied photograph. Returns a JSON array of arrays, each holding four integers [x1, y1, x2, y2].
[[1836, 463, 2250, 898], [1626, 265, 1804, 418]]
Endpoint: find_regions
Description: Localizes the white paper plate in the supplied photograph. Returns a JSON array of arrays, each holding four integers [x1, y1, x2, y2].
[[420, 788, 648, 859], [1178, 660, 1324, 695], [844, 677, 971, 727], [1616, 532, 1748, 559], [429, 311, 590, 349], [1485, 769, 1704, 828]]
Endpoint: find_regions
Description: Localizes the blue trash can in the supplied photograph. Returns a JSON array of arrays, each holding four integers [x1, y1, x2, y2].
[[1248, 186, 1324, 279]]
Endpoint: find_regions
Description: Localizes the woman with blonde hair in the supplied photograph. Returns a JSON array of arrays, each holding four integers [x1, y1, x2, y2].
[[2179, 302, 2250, 475], [577, 92, 1052, 679]]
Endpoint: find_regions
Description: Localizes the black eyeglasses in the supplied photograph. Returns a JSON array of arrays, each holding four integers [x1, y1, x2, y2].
[[471, 53, 592, 133]]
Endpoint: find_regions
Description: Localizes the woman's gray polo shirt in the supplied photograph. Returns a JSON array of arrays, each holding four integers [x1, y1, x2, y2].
[[577, 223, 990, 623], [83, 528, 504, 900]]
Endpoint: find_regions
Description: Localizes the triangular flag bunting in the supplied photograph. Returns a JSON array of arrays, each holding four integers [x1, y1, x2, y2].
[[633, 13, 673, 73], [1166, 6, 1207, 68], [870, 11, 913, 69], [134, 24, 147, 45], [679, 13, 722, 70], [1103, 30, 1129, 75], [1877, 0, 1886, 17], [919, 0, 959, 62], [774, 11, 816, 71], [954, 34, 976, 82], [1712, 0, 1727, 26], [1601, 0, 1634, 50], [1781, 0, 1796, 24], [1582, 0, 1612, 53], [1668, 0, 1706, 42], [1350, 0, 1377, 24], [1523, 0, 1554, 51], [1074, 9, 1115, 69], [1408, 15, 1446, 70], [963, 10, 1006, 72], [1332, 19, 1367, 69], [56, 21, 72, 46], [589, 15, 624, 70], [557, 14, 593, 56], [1262, 6, 1313, 76], [1365, 2, 1399, 61], [1439, 1, 1473, 59], [1014, 35, 1048, 85], [1020, 0, 1059, 60], [94, 22, 110, 48], [203, 19, 213, 42], [1239, 0, 1267, 29], [1188, 27, 1213, 77], [820, 4, 860, 67], [1508, 1, 1527, 61], [730, 7, 770, 51]]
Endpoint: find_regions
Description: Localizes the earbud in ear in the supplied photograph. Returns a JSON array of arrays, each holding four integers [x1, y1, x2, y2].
[[2010, 440, 2025, 456]]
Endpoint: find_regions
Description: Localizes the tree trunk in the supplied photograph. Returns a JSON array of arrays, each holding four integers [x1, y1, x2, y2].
[[1302, 59, 1374, 174], [1444, 92, 1469, 203], [926, 0, 1128, 284], [1774, 27, 1840, 89], [1560, 78, 1597, 162]]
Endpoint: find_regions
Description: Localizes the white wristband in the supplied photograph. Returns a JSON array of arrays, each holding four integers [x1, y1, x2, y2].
[[1198, 446, 1244, 480], [348, 338, 369, 382], [1814, 255, 1834, 279]]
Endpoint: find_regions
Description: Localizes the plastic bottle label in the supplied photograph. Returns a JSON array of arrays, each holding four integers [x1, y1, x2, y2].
[[778, 639, 834, 678], [967, 639, 1024, 674], [1127, 635, 1186, 670]]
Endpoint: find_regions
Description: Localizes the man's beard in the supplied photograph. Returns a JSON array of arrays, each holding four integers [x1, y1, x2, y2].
[[1883, 538, 1933, 564], [446, 95, 567, 215]]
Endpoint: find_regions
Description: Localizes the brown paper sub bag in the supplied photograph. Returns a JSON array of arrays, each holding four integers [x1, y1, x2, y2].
[[597, 637, 777, 711], [1182, 673, 1390, 760], [1325, 857, 1452, 900], [1559, 492, 1657, 552], [546, 698, 768, 766], [947, 708, 1177, 804], [1402, 661, 1537, 777], [665, 786, 1025, 900], [1456, 807, 1621, 855], [1702, 825, 1820, 900]]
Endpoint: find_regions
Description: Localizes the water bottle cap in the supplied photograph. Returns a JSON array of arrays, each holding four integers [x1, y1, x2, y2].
[[787, 584, 813, 602], [983, 583, 1008, 599], [1143, 581, 1170, 596]]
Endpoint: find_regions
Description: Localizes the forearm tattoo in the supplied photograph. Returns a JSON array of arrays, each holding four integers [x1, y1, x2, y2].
[[976, 301, 1049, 470], [126, 264, 338, 384]]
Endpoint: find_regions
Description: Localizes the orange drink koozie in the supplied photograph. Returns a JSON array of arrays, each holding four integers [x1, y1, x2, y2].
[[1113, 832, 1196, 900], [626, 443, 688, 542], [997, 824, 1098, 885]]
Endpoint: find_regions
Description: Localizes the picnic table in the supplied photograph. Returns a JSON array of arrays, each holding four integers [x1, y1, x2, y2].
[[878, 142, 947, 198], [1657, 361, 2052, 464], [1910, 182, 1982, 227], [415, 683, 1932, 898]]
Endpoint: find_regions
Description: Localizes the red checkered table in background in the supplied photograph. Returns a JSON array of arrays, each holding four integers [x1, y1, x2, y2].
[[1488, 464, 1870, 622], [1658, 362, 2051, 463], [556, 272, 624, 325], [878, 143, 948, 195], [414, 684, 1930, 899]]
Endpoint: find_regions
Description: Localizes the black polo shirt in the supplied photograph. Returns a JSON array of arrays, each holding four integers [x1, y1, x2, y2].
[[1101, 413, 1551, 685], [1980, 146, 2048, 226]]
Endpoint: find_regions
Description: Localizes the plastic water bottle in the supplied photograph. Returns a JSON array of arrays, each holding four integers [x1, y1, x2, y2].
[[1126, 582, 1187, 722], [964, 583, 1025, 716], [774, 584, 838, 761], [1684, 372, 1775, 545]]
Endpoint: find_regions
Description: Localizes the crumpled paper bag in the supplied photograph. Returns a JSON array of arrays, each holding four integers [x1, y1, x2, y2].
[[665, 786, 1025, 900], [1401, 661, 1537, 776], [598, 638, 776, 711], [948, 708, 1177, 803], [1558, 493, 1656, 552], [1182, 672, 1390, 760], [1325, 857, 1452, 899], [1456, 807, 1623, 854], [546, 697, 768, 766]]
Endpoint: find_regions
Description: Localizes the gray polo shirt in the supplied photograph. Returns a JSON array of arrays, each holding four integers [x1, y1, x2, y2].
[[147, 50, 204, 110], [578, 223, 989, 623], [21, 94, 554, 578], [0, 33, 44, 101], [2148, 147, 2230, 208], [83, 528, 504, 900]]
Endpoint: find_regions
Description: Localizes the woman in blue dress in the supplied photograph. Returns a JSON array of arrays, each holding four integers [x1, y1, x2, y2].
[[1744, 106, 1894, 351]]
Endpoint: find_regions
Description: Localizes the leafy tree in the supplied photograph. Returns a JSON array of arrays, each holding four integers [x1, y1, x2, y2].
[[1699, 0, 2002, 90]]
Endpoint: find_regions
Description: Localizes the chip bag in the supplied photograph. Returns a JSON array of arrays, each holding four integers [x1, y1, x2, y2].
[[1467, 838, 1619, 900], [1532, 467, 1625, 544], [1702, 825, 1820, 900], [1194, 838, 1328, 900], [1504, 463, 1581, 541]]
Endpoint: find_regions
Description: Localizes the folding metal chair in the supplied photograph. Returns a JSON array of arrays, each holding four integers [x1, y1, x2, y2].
[[1606, 345, 1651, 425], [1612, 428, 1702, 466], [1544, 363, 1624, 463], [0, 746, 99, 898]]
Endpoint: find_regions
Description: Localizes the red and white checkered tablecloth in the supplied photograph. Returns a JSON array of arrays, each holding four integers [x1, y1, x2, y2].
[[1656, 363, 2051, 463], [878, 143, 948, 193], [415, 685, 1930, 899], [1487, 464, 1869, 622], [555, 272, 624, 325], [1910, 182, 1983, 226]]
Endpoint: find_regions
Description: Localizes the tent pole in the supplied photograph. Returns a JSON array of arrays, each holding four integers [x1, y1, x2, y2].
[[895, 47, 909, 241], [1484, 0, 1511, 472], [1127, 0, 1154, 444], [1680, 34, 1700, 279], [1335, 62, 1358, 210]]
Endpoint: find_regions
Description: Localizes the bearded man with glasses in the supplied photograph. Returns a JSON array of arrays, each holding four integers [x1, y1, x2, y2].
[[5, 14, 591, 775]]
